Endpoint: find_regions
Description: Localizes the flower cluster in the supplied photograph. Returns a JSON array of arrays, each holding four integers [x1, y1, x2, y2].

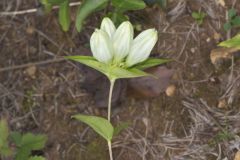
[[90, 17, 158, 67]]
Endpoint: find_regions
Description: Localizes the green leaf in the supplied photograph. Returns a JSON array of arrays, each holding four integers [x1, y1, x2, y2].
[[21, 133, 47, 150], [28, 156, 45, 160], [113, 122, 130, 136], [228, 8, 237, 19], [15, 133, 47, 160], [58, 0, 70, 31], [65, 56, 110, 76], [111, 67, 149, 79], [0, 119, 12, 157], [200, 12, 207, 19], [108, 11, 129, 26], [232, 16, 240, 26], [112, 0, 146, 12], [75, 0, 108, 32], [134, 58, 171, 70], [224, 22, 232, 31], [192, 12, 201, 19], [1, 146, 12, 157], [72, 115, 114, 141], [192, 11, 206, 24], [15, 147, 31, 160], [65, 56, 150, 80], [0, 119, 9, 148], [40, 0, 53, 13], [218, 34, 240, 48], [10, 132, 22, 147]]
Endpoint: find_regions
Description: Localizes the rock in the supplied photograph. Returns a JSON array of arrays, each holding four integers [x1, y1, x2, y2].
[[128, 66, 174, 98], [206, 37, 211, 43], [165, 84, 176, 97]]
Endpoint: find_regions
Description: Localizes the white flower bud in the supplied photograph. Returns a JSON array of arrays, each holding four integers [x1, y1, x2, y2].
[[113, 21, 133, 63], [100, 17, 116, 38], [90, 29, 113, 64], [126, 29, 158, 67]]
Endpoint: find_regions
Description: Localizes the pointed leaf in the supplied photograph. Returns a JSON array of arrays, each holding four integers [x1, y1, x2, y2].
[[219, 34, 240, 48], [134, 58, 171, 70], [112, 0, 146, 12], [110, 67, 150, 79], [65, 56, 152, 80], [72, 114, 114, 141], [59, 0, 70, 31], [75, 0, 108, 32], [65, 56, 110, 76]]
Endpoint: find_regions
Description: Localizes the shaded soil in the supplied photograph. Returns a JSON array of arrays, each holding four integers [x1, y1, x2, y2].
[[1, 0, 240, 160]]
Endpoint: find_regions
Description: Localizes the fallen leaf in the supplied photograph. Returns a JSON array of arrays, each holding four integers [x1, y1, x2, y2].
[[234, 151, 240, 160], [217, 98, 228, 109], [210, 47, 239, 69], [217, 0, 225, 7], [24, 65, 37, 79], [213, 32, 222, 42]]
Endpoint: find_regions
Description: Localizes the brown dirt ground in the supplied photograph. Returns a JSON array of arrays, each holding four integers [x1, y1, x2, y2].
[[1, 0, 240, 160]]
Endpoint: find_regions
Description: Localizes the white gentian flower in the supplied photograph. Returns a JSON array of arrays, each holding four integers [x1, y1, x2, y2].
[[100, 17, 116, 38], [90, 18, 158, 67], [113, 21, 133, 63], [90, 29, 113, 64], [126, 29, 158, 67]]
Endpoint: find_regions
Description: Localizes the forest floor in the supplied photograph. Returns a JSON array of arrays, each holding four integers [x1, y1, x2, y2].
[[1, 0, 240, 160]]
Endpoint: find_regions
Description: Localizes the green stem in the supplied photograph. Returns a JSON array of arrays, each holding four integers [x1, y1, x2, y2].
[[108, 79, 115, 122], [107, 79, 115, 160], [108, 141, 113, 160]]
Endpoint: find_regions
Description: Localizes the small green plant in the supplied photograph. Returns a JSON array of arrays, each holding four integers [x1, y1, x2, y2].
[[40, 0, 147, 32], [219, 33, 240, 48], [209, 131, 234, 147], [0, 119, 47, 160], [66, 17, 170, 160], [224, 8, 240, 31], [191, 11, 206, 25]]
